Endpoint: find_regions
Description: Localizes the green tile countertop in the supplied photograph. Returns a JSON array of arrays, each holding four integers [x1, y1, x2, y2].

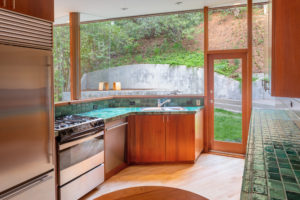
[[80, 106, 204, 122], [241, 109, 300, 200]]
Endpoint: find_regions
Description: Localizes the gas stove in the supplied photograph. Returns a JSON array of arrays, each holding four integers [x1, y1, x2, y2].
[[55, 115, 105, 144]]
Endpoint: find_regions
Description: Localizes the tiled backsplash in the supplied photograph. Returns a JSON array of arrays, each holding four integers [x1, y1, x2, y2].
[[55, 97, 204, 117]]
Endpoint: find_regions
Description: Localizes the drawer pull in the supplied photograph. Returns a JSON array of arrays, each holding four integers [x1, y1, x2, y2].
[[106, 122, 128, 132]]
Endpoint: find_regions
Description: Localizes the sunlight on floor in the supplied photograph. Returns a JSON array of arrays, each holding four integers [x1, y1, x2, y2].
[[81, 154, 245, 200]]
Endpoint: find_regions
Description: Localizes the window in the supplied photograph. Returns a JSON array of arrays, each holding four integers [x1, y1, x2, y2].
[[53, 25, 70, 102], [252, 3, 273, 107], [208, 4, 248, 50], [80, 12, 204, 99]]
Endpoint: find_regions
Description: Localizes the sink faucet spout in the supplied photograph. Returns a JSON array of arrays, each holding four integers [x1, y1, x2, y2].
[[158, 99, 171, 107]]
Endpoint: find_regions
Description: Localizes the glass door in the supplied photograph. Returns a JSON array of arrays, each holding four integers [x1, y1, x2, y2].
[[208, 51, 249, 154]]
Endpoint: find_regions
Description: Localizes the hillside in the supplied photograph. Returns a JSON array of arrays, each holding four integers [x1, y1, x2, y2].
[[135, 7, 266, 73]]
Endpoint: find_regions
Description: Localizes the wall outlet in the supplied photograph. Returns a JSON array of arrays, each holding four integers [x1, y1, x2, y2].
[[196, 99, 201, 106]]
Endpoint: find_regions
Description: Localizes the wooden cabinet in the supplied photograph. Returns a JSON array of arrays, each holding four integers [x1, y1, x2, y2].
[[272, 0, 300, 97], [166, 114, 195, 162], [0, 0, 54, 21], [128, 115, 166, 163], [128, 110, 204, 163], [194, 110, 204, 159], [0, 0, 5, 8]]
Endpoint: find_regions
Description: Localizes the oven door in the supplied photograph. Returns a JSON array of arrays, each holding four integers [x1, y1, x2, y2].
[[58, 131, 104, 186]]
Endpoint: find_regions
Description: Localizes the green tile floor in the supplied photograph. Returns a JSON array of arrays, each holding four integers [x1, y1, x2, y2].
[[241, 110, 300, 200]]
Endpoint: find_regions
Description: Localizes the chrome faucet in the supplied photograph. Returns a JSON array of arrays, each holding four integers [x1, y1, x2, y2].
[[158, 99, 171, 107]]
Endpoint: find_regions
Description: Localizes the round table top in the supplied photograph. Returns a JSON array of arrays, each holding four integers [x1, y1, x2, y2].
[[94, 186, 208, 200]]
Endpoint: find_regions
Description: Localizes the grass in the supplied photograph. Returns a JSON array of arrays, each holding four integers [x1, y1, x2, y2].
[[214, 108, 242, 143], [109, 42, 205, 68]]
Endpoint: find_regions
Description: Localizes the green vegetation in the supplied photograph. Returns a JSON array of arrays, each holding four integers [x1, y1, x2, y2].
[[263, 77, 270, 83], [53, 26, 70, 102], [108, 49, 204, 68], [98, 42, 205, 68], [214, 60, 240, 78], [53, 6, 266, 101], [143, 42, 204, 67], [54, 12, 204, 101], [214, 108, 242, 143], [145, 50, 204, 67], [79, 12, 204, 73]]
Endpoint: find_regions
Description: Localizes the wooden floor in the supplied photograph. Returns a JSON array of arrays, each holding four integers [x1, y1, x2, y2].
[[81, 153, 245, 200]]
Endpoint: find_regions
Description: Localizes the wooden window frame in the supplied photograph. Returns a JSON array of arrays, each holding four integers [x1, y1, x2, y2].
[[66, 1, 253, 155], [203, 0, 253, 155]]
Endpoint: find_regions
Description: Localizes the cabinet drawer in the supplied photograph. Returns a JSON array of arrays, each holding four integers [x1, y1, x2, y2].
[[60, 151, 104, 186], [60, 164, 104, 200]]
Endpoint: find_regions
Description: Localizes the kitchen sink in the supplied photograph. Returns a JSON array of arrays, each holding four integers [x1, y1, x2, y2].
[[163, 107, 185, 111], [141, 107, 164, 111], [141, 107, 185, 111]]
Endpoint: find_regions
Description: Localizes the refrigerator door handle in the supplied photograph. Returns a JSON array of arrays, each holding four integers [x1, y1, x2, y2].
[[0, 173, 53, 200], [46, 55, 53, 164]]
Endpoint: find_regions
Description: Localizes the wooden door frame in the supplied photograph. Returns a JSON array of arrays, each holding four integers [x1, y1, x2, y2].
[[207, 49, 250, 154]]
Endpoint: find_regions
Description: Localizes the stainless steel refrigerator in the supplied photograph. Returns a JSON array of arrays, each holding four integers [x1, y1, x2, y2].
[[0, 9, 55, 200]]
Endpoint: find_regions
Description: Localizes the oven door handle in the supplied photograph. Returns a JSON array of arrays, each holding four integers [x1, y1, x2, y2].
[[59, 131, 104, 151], [60, 126, 104, 143]]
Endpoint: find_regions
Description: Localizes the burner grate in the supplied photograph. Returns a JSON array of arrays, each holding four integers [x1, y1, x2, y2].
[[55, 115, 100, 130]]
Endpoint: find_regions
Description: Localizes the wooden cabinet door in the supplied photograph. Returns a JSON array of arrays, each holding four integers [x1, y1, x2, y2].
[[132, 115, 166, 163], [0, 0, 9, 9], [10, 0, 54, 21], [195, 110, 204, 158], [272, 0, 300, 97], [166, 114, 195, 162]]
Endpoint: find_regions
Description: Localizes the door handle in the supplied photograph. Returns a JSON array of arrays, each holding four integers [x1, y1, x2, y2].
[[12, 0, 15, 9], [59, 131, 104, 151], [3, 0, 6, 7], [46, 60, 53, 164], [0, 173, 52, 199]]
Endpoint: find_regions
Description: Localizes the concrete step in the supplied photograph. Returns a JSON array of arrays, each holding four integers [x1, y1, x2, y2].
[[216, 98, 286, 110], [214, 102, 242, 113], [215, 99, 242, 105], [252, 103, 278, 109]]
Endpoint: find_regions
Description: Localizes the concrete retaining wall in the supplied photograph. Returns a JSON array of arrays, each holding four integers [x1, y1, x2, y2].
[[81, 64, 204, 95], [62, 64, 272, 101]]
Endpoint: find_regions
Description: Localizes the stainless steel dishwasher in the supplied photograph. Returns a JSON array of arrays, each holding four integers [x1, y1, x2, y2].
[[105, 118, 128, 179]]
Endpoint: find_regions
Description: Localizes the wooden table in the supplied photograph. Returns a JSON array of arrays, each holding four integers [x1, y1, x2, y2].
[[94, 186, 208, 200]]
